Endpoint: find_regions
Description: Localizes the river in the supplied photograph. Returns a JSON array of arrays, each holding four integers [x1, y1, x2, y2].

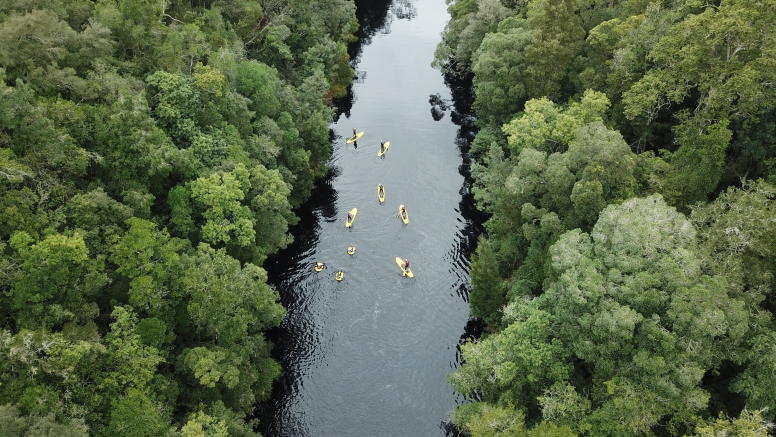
[[256, 0, 483, 434]]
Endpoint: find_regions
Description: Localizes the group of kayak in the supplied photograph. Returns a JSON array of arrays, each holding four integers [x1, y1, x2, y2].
[[314, 129, 414, 281]]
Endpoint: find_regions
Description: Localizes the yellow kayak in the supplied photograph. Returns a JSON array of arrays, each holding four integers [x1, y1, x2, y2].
[[377, 185, 385, 203], [399, 205, 409, 224], [314, 263, 325, 272], [346, 208, 357, 228], [378, 141, 390, 157], [347, 246, 356, 255], [346, 132, 364, 144], [335, 270, 344, 281], [395, 257, 414, 278]]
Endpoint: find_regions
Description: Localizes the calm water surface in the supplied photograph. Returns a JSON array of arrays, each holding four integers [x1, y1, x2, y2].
[[257, 0, 483, 434]]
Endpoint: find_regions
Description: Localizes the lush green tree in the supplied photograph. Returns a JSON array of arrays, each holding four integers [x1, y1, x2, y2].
[[0, 9, 113, 95], [469, 238, 505, 325], [111, 217, 188, 320], [502, 90, 610, 154], [623, 0, 776, 126], [181, 411, 229, 437], [691, 409, 773, 437], [190, 164, 255, 248], [175, 244, 284, 412], [0, 306, 166, 434], [235, 60, 280, 119], [690, 181, 776, 414], [0, 0, 354, 429], [146, 71, 202, 146], [449, 302, 572, 421], [8, 231, 106, 330], [523, 0, 584, 100], [453, 195, 765, 435], [452, 403, 527, 437], [107, 388, 171, 436], [248, 163, 297, 262], [471, 17, 532, 126], [0, 404, 89, 437], [437, 0, 776, 434]]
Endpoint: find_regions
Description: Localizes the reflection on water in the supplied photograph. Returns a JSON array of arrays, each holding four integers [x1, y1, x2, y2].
[[255, 0, 485, 435]]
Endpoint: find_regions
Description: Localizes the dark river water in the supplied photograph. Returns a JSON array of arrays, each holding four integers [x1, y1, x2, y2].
[[256, 0, 484, 435]]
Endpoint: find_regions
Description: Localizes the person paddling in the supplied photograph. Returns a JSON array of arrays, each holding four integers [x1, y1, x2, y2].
[[347, 211, 352, 221], [352, 127, 357, 138], [380, 141, 385, 154], [404, 259, 410, 271]]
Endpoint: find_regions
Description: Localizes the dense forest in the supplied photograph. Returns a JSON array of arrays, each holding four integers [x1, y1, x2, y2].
[[0, 0, 357, 434], [435, 0, 776, 436]]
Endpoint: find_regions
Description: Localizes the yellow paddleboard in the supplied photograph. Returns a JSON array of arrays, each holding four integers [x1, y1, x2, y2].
[[377, 185, 385, 203], [347, 246, 356, 255], [335, 270, 344, 281], [399, 205, 409, 224], [378, 141, 390, 157], [346, 208, 357, 228], [395, 257, 414, 278], [346, 132, 364, 144]]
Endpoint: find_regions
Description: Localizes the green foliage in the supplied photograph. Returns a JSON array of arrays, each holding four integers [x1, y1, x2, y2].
[[235, 61, 280, 119], [454, 196, 771, 435], [181, 411, 229, 437], [437, 0, 776, 433], [107, 388, 170, 436], [622, 0, 776, 125], [0, 306, 168, 435], [691, 409, 774, 437], [112, 217, 187, 317], [0, 404, 89, 437], [523, 0, 584, 100], [502, 90, 610, 154], [471, 17, 532, 126], [469, 238, 505, 325], [452, 402, 527, 437], [190, 164, 255, 247], [0, 0, 353, 429], [449, 302, 571, 413], [180, 244, 285, 343], [433, 0, 525, 72], [9, 231, 106, 329], [660, 117, 732, 209], [147, 71, 202, 145]]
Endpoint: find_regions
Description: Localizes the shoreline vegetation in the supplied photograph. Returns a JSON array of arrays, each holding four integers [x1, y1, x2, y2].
[[434, 0, 776, 436], [0, 0, 358, 434]]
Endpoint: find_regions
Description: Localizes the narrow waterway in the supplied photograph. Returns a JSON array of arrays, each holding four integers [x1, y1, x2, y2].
[[256, 0, 483, 434]]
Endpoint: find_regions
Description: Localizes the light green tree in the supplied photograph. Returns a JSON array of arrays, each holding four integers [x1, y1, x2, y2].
[[471, 17, 532, 126], [523, 0, 584, 100], [190, 164, 256, 248], [9, 232, 106, 329]]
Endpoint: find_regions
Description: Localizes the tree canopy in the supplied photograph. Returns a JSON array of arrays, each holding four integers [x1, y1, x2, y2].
[[0, 0, 357, 433], [436, 0, 776, 434]]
